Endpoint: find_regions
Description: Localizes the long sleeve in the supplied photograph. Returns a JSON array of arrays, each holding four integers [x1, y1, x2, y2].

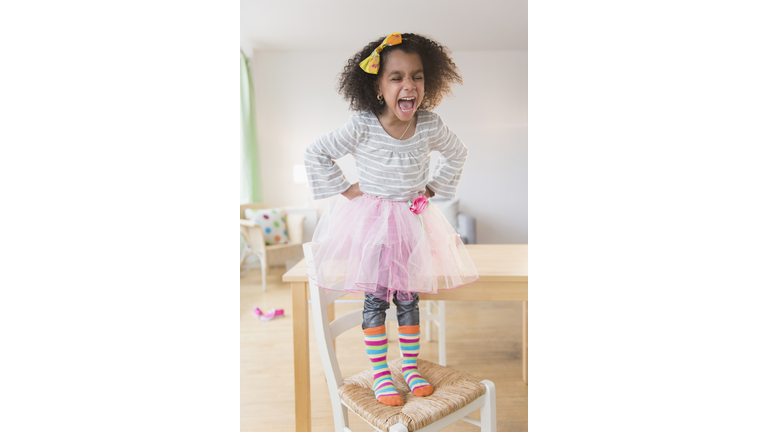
[[426, 115, 468, 198], [304, 115, 360, 200]]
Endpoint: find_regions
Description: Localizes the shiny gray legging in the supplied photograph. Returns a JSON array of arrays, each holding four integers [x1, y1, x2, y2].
[[362, 291, 420, 330]]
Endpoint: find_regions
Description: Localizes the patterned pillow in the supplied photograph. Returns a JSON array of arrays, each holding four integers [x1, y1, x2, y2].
[[244, 208, 289, 245]]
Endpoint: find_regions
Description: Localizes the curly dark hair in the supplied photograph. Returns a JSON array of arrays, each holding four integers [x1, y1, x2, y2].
[[337, 33, 463, 113]]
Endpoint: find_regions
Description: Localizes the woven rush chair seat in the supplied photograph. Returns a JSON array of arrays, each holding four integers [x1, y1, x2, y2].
[[339, 358, 487, 431]]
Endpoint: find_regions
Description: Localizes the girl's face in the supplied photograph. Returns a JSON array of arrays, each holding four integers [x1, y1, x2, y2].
[[375, 50, 425, 123]]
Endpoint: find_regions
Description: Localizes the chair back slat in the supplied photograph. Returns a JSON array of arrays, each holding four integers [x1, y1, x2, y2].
[[328, 309, 364, 340]]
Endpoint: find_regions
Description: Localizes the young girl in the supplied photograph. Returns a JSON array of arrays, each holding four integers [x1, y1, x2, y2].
[[304, 32, 478, 406]]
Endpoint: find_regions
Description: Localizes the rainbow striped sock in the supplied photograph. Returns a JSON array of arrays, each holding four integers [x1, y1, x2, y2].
[[399, 325, 434, 397], [364, 325, 402, 406]]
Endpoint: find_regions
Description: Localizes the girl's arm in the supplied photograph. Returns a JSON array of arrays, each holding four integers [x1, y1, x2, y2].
[[427, 115, 469, 199], [304, 116, 360, 200], [341, 182, 363, 200]]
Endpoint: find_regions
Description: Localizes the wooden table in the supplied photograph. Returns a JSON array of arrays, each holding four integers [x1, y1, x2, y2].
[[282, 244, 528, 432]]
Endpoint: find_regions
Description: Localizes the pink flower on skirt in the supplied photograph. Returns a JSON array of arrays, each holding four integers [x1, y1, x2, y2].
[[410, 194, 429, 215]]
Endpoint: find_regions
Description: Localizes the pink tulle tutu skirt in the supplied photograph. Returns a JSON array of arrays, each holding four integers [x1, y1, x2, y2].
[[310, 194, 479, 301]]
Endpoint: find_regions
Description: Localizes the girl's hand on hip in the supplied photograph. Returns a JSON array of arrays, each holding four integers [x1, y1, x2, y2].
[[341, 182, 363, 200]]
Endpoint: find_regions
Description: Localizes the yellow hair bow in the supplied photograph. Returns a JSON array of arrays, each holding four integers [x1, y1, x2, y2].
[[359, 33, 403, 74]]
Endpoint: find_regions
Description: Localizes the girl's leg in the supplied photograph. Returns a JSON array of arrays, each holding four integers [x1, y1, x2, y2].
[[362, 286, 402, 406], [394, 294, 434, 397], [362, 288, 390, 331]]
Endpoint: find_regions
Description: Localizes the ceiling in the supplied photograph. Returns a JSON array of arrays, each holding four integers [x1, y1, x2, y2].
[[240, 0, 527, 53]]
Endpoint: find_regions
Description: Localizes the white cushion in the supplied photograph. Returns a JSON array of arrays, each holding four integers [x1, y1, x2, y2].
[[244, 208, 289, 245], [430, 197, 459, 232]]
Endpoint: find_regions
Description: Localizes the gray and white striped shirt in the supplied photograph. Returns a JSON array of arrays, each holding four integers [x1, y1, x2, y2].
[[304, 110, 468, 201]]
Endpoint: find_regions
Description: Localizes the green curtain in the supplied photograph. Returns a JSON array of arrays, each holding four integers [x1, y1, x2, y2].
[[241, 50, 264, 204]]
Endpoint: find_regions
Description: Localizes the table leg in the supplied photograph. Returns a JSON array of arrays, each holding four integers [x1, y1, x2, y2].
[[438, 300, 446, 367], [522, 301, 528, 384], [292, 282, 311, 432]]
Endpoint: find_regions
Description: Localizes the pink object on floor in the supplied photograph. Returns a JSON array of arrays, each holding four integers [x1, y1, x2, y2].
[[253, 307, 263, 317], [260, 308, 284, 321]]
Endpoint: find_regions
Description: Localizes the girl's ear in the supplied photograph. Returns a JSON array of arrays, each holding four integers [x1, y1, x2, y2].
[[374, 75, 385, 94]]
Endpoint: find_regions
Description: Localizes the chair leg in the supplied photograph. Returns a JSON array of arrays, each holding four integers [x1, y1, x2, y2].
[[331, 399, 349, 432], [480, 380, 497, 432], [257, 253, 267, 291]]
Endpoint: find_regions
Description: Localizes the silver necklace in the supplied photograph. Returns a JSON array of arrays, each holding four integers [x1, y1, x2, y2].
[[399, 116, 414, 140]]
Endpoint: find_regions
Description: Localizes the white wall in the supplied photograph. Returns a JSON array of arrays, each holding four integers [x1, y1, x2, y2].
[[251, 49, 527, 244]]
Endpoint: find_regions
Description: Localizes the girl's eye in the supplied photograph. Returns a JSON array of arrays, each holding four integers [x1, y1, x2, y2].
[[415, 77, 423, 80]]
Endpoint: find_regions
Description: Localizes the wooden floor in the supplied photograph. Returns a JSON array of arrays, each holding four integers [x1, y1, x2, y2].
[[241, 266, 528, 431]]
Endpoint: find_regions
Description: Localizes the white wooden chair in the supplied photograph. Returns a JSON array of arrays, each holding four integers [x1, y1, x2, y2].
[[423, 301, 446, 366], [304, 243, 496, 432], [240, 203, 306, 291]]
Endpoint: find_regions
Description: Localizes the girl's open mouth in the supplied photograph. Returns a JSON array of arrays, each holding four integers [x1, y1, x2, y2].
[[398, 97, 415, 114]]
